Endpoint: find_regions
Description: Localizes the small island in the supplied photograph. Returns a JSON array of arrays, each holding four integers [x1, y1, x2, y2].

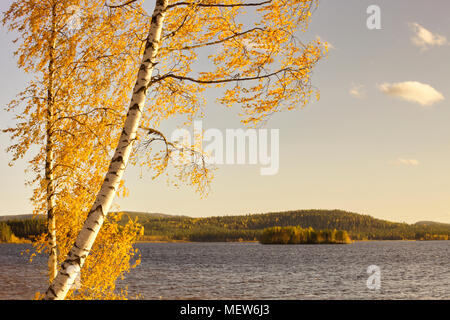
[[259, 226, 352, 244]]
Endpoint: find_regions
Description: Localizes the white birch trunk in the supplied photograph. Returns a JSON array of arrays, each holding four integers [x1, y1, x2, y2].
[[46, 5, 58, 283], [44, 0, 168, 300], [46, 111, 57, 283]]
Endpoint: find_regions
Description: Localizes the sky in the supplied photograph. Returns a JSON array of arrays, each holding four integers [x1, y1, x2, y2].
[[1, 0, 450, 224]]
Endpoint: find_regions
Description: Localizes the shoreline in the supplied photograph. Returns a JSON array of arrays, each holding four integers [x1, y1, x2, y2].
[[1, 239, 448, 245], [135, 240, 260, 244], [134, 239, 448, 244]]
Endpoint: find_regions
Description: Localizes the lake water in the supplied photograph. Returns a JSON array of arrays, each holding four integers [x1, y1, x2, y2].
[[0, 241, 448, 300]]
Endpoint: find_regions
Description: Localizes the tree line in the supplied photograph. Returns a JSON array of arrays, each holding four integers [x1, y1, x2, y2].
[[2, 210, 450, 242], [0, 222, 14, 242], [121, 210, 450, 242], [0, 219, 46, 242], [2, 210, 449, 243]]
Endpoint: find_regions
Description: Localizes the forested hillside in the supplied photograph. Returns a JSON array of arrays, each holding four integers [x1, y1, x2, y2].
[[124, 209, 450, 241], [1, 210, 449, 242], [0, 217, 46, 242]]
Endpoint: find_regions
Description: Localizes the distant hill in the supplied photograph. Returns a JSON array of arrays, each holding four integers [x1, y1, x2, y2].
[[114, 211, 185, 220], [1, 210, 449, 242], [0, 214, 35, 221], [415, 221, 450, 227], [121, 209, 450, 242], [0, 212, 173, 221]]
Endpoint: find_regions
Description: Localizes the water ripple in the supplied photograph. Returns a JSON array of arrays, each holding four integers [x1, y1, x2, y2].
[[0, 241, 448, 300]]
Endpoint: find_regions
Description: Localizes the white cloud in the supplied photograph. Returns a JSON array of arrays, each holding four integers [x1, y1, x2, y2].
[[395, 158, 420, 166], [409, 23, 448, 50], [378, 81, 444, 107], [349, 84, 365, 99]]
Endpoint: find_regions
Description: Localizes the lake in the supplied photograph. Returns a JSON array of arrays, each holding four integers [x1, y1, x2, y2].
[[0, 241, 448, 300]]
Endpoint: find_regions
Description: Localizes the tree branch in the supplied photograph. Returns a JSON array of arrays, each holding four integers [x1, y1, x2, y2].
[[105, 0, 139, 8], [176, 27, 263, 51], [167, 1, 272, 10], [152, 67, 297, 85]]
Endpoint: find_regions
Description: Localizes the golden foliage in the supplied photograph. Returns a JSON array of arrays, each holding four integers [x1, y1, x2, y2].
[[142, 0, 326, 127], [3, 0, 146, 299], [136, 0, 326, 194]]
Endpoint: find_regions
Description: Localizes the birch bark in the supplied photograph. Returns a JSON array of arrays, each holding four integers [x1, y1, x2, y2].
[[46, 3, 58, 283], [44, 0, 168, 299]]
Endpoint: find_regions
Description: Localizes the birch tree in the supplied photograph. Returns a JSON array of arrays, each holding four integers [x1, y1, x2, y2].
[[45, 0, 327, 299], [3, 0, 146, 298]]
